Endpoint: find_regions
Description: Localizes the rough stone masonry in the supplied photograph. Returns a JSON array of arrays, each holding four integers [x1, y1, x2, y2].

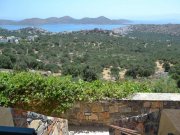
[[62, 93, 180, 135]]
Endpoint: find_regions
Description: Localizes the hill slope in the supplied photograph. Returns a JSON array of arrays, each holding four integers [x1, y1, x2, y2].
[[0, 26, 180, 80], [0, 16, 132, 25]]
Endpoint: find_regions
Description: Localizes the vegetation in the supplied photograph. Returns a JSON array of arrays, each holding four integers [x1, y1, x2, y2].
[[169, 64, 180, 88], [0, 27, 49, 38], [129, 24, 180, 36], [0, 25, 180, 114], [0, 28, 180, 77], [0, 72, 179, 115]]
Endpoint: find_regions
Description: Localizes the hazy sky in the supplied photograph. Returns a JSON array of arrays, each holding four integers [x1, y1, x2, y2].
[[0, 0, 180, 20]]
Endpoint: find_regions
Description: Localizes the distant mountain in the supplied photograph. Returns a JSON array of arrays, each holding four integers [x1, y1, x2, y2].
[[0, 19, 15, 25], [0, 16, 132, 25]]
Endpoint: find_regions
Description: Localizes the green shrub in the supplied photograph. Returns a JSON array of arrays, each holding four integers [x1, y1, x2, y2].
[[0, 72, 179, 115]]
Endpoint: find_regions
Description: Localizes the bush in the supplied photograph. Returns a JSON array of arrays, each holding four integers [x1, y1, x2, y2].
[[111, 67, 120, 80], [150, 77, 179, 93], [126, 66, 155, 78], [163, 62, 170, 72], [177, 80, 180, 88], [0, 72, 154, 114], [44, 63, 59, 73], [82, 66, 97, 82], [62, 64, 81, 77], [125, 67, 138, 79], [0, 55, 13, 69]]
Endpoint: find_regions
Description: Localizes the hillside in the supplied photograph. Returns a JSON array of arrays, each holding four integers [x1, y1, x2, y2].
[[113, 24, 180, 36], [0, 27, 50, 37], [0, 16, 132, 25], [0, 26, 180, 83]]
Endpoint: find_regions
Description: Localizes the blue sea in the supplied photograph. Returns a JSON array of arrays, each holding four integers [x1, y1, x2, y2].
[[0, 24, 126, 32]]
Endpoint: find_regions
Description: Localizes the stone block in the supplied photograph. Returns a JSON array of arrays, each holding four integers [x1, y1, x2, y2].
[[52, 124, 58, 135], [84, 105, 91, 113], [163, 101, 177, 109], [85, 116, 89, 120], [84, 112, 91, 116], [109, 112, 123, 119], [114, 129, 121, 135], [77, 112, 85, 120], [150, 109, 159, 113], [92, 104, 103, 112], [11, 109, 27, 127], [109, 105, 119, 113], [136, 122, 144, 134], [120, 107, 132, 113], [132, 106, 140, 113], [163, 101, 167, 106], [176, 102, 180, 109], [143, 102, 151, 108], [151, 102, 163, 108], [127, 101, 139, 107], [73, 108, 80, 113], [102, 104, 109, 112], [29, 120, 42, 130], [89, 113, 98, 121], [68, 114, 77, 119], [140, 108, 150, 114], [36, 123, 46, 135], [98, 112, 110, 120]]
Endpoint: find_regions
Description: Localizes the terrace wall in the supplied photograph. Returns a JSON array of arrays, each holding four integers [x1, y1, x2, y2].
[[63, 99, 180, 135]]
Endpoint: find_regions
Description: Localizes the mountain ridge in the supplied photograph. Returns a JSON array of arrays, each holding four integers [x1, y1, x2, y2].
[[0, 16, 132, 25]]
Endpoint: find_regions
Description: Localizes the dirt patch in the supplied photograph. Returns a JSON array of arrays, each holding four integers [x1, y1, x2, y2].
[[29, 69, 61, 76], [170, 63, 174, 67], [119, 69, 127, 79], [53, 72, 62, 76], [155, 60, 164, 72], [102, 68, 111, 80]]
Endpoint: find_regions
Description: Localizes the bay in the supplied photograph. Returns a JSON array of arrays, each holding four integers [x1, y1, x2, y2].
[[0, 24, 126, 32]]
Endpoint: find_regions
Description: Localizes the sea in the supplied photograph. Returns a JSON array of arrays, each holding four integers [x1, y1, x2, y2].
[[0, 24, 127, 32]]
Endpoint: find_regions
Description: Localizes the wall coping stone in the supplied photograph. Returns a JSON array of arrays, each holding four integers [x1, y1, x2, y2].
[[128, 93, 180, 101]]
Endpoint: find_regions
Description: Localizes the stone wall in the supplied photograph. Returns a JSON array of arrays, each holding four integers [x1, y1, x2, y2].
[[62, 100, 180, 135], [0, 106, 68, 135]]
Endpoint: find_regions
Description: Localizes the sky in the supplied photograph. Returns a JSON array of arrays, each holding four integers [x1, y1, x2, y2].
[[0, 0, 180, 21]]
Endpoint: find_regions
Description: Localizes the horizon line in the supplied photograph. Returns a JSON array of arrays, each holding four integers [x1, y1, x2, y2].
[[1, 14, 180, 21]]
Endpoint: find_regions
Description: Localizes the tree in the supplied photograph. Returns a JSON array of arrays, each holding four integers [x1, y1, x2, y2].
[[125, 67, 138, 79], [138, 67, 154, 77], [0, 55, 13, 69], [44, 63, 59, 73], [163, 62, 170, 72], [13, 61, 28, 71], [111, 67, 120, 80], [82, 66, 97, 82], [177, 80, 180, 88], [62, 65, 81, 77], [169, 64, 180, 80]]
